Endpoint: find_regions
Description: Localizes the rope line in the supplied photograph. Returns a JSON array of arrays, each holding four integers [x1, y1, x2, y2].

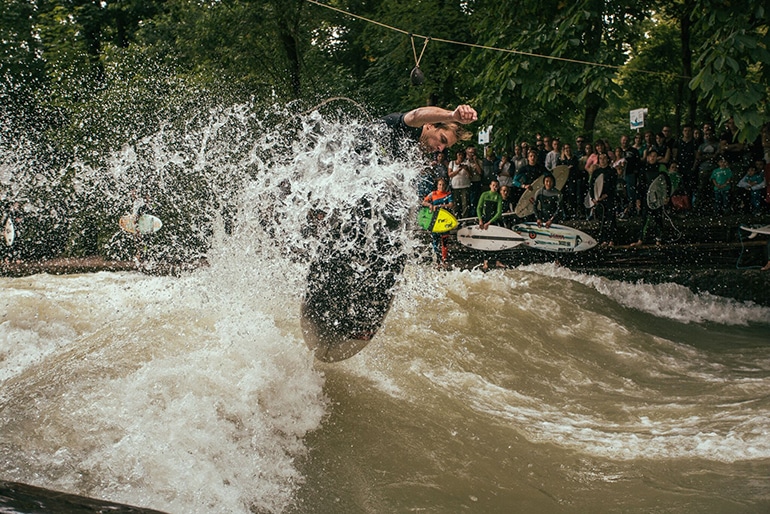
[[305, 0, 688, 79], [411, 35, 429, 68]]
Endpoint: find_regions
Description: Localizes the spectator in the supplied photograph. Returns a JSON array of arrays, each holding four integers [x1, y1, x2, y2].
[[476, 179, 505, 270], [651, 132, 672, 166], [720, 116, 746, 171], [513, 149, 546, 206], [533, 174, 563, 228], [499, 185, 516, 228], [711, 155, 733, 214], [641, 130, 654, 159], [579, 142, 594, 176], [694, 123, 720, 210], [422, 177, 454, 266], [558, 142, 583, 219], [574, 136, 587, 160], [693, 126, 704, 148], [512, 144, 527, 173], [676, 124, 698, 204], [465, 146, 483, 211], [481, 146, 498, 189], [448, 149, 471, 218], [589, 153, 618, 246], [545, 138, 561, 171], [736, 161, 765, 215], [619, 134, 642, 217], [535, 136, 548, 166], [631, 155, 671, 247], [585, 140, 607, 176], [497, 154, 513, 188]]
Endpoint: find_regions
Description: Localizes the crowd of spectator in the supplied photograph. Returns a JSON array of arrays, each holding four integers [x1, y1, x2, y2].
[[419, 118, 770, 229]]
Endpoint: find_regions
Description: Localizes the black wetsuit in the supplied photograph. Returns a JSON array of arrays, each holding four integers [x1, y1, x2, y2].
[[302, 113, 417, 360]]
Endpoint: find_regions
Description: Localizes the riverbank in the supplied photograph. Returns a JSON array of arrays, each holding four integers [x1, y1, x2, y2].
[[429, 212, 770, 306], [2, 213, 769, 306]]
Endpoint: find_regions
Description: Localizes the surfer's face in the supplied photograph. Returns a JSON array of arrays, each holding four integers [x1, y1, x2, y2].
[[420, 125, 458, 153]]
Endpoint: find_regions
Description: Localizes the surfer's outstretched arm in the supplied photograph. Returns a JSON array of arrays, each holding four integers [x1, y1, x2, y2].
[[403, 105, 477, 128]]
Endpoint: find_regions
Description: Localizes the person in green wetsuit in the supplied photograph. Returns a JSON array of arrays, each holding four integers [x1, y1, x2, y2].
[[477, 179, 503, 229], [476, 179, 505, 270]]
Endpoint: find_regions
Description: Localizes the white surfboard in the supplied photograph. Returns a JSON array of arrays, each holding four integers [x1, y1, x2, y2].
[[513, 222, 598, 253], [647, 174, 668, 210], [119, 213, 163, 235], [515, 165, 569, 218], [456, 225, 525, 251], [740, 224, 770, 239], [3, 216, 14, 247], [584, 172, 604, 208]]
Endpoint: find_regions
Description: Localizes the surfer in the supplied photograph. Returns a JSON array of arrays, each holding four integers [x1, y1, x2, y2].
[[631, 150, 671, 247], [589, 153, 618, 246], [476, 179, 505, 270], [302, 104, 477, 362], [533, 174, 563, 229]]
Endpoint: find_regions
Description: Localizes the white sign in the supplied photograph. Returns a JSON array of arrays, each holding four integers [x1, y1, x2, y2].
[[478, 125, 493, 145], [630, 108, 647, 130]]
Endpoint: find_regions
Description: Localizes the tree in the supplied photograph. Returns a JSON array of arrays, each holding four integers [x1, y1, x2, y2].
[[458, 0, 650, 145], [689, 0, 769, 141]]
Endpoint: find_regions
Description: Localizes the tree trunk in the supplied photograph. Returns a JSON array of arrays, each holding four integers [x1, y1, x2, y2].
[[582, 93, 603, 139], [680, 1, 697, 125]]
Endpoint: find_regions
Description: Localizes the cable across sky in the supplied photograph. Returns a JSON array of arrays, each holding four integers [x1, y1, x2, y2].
[[305, 0, 686, 79]]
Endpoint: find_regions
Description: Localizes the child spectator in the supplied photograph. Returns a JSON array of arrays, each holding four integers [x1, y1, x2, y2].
[[710, 156, 733, 214], [422, 178, 454, 266]]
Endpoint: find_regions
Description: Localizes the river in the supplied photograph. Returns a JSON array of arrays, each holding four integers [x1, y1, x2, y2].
[[1, 105, 769, 513]]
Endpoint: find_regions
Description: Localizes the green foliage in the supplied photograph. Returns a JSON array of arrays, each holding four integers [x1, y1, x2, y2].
[[1, 0, 769, 261], [689, 0, 769, 141]]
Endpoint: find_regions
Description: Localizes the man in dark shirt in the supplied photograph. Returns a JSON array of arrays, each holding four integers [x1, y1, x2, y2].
[[302, 104, 478, 362], [675, 124, 697, 201]]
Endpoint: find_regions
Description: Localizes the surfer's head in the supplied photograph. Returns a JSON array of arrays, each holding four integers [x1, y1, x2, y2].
[[488, 179, 499, 192], [436, 178, 449, 191], [420, 122, 471, 153], [543, 175, 555, 190]]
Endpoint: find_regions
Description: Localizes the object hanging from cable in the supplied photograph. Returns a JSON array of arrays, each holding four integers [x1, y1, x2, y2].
[[410, 34, 430, 86]]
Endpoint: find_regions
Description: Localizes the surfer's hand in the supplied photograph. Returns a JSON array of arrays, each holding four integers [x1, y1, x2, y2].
[[452, 105, 478, 124]]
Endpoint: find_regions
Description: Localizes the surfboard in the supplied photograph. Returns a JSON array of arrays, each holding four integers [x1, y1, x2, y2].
[[3, 216, 14, 247], [456, 225, 525, 251], [515, 165, 569, 218], [584, 172, 605, 208], [119, 213, 163, 235], [646, 174, 669, 210], [740, 224, 770, 239], [513, 222, 598, 253], [417, 207, 458, 233], [301, 196, 406, 362]]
